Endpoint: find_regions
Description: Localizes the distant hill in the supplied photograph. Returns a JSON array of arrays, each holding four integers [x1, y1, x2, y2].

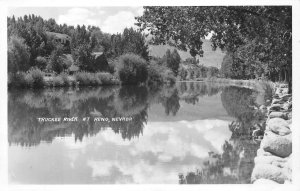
[[148, 39, 225, 68]]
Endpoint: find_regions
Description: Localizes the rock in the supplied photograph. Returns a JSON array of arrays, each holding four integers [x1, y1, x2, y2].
[[272, 99, 285, 105], [279, 84, 288, 88], [253, 178, 279, 184], [257, 148, 273, 156], [254, 156, 288, 169], [261, 131, 292, 158], [269, 112, 288, 120], [288, 123, 292, 131], [282, 88, 289, 94], [267, 118, 291, 135], [275, 88, 283, 95], [287, 112, 292, 120], [252, 129, 263, 137], [269, 104, 282, 112], [251, 164, 289, 183], [282, 102, 292, 111], [254, 155, 287, 164], [280, 94, 292, 102]]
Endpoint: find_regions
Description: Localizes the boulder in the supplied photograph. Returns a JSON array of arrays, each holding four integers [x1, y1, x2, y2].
[[279, 84, 288, 88], [252, 129, 263, 137], [257, 148, 273, 157], [267, 118, 291, 135], [275, 88, 283, 95], [253, 178, 279, 184], [269, 112, 288, 120], [280, 94, 292, 102], [282, 102, 292, 111], [269, 104, 282, 112], [261, 131, 292, 158], [272, 99, 285, 105], [251, 163, 289, 183], [254, 155, 287, 166]]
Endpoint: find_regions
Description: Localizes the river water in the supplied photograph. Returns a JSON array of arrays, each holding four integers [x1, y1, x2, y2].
[[8, 82, 270, 184]]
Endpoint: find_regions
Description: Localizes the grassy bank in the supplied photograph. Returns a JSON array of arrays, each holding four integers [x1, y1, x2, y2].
[[8, 70, 120, 88], [205, 77, 275, 91]]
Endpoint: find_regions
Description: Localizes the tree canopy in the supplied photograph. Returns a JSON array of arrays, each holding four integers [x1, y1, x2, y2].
[[136, 6, 292, 90]]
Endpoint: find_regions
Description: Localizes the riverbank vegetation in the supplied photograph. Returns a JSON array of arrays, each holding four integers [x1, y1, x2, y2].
[[7, 15, 179, 89], [136, 6, 292, 92], [8, 6, 292, 92]]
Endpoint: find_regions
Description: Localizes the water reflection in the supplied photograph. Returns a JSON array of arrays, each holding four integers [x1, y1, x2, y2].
[[8, 82, 267, 184]]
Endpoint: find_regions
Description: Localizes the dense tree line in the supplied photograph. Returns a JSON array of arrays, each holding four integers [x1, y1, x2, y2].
[[7, 15, 149, 75], [178, 58, 219, 80], [136, 6, 292, 92]]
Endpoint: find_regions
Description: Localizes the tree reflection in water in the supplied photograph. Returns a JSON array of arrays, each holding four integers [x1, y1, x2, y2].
[[179, 86, 266, 184], [8, 82, 225, 146], [8, 83, 266, 184]]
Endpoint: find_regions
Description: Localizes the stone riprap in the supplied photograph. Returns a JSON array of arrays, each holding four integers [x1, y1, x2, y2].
[[252, 84, 292, 184]]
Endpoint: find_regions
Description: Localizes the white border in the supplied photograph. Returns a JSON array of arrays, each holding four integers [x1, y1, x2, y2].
[[0, 0, 300, 191]]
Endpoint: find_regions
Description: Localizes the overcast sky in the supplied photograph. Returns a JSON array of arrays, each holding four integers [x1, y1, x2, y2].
[[8, 7, 144, 34]]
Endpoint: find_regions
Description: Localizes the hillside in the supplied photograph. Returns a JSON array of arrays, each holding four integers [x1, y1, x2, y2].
[[148, 39, 225, 69]]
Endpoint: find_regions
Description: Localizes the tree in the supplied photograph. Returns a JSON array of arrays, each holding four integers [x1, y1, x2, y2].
[[48, 45, 64, 74], [170, 49, 181, 76], [220, 52, 233, 78], [162, 49, 181, 76], [109, 27, 149, 60], [7, 35, 31, 73], [136, 6, 292, 92], [116, 53, 148, 84]]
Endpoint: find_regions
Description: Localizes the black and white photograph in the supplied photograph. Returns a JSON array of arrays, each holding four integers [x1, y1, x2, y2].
[[0, 0, 300, 190]]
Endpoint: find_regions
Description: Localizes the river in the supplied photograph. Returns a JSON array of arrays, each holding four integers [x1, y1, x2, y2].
[[8, 82, 271, 184]]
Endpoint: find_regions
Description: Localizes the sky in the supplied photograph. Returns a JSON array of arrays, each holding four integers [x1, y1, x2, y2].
[[8, 7, 144, 34]]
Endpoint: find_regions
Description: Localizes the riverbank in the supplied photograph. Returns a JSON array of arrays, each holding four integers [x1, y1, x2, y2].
[[205, 77, 275, 91], [251, 84, 292, 184]]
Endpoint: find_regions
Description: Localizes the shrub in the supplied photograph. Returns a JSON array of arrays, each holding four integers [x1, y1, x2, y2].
[[52, 76, 64, 87], [162, 69, 176, 85], [7, 35, 31, 73], [75, 71, 98, 86], [95, 72, 115, 85], [8, 72, 27, 87], [116, 53, 148, 84], [26, 68, 45, 88], [60, 73, 70, 86], [35, 56, 48, 70], [147, 64, 163, 87]]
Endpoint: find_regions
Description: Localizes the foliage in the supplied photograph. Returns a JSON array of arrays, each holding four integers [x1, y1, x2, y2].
[[147, 62, 164, 87], [19, 68, 45, 88], [207, 66, 219, 78], [116, 53, 148, 84], [162, 69, 176, 85], [35, 56, 48, 70], [136, 6, 292, 91], [109, 27, 149, 60], [8, 35, 31, 73], [74, 71, 118, 86], [95, 72, 116, 85], [162, 49, 181, 76], [47, 45, 64, 74], [75, 71, 99, 86]]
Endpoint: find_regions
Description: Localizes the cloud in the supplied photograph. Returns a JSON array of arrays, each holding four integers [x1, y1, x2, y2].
[[57, 8, 99, 26], [136, 7, 144, 16], [101, 11, 138, 34]]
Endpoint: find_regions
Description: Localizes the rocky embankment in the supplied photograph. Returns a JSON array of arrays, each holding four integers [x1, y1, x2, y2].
[[251, 84, 292, 184]]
